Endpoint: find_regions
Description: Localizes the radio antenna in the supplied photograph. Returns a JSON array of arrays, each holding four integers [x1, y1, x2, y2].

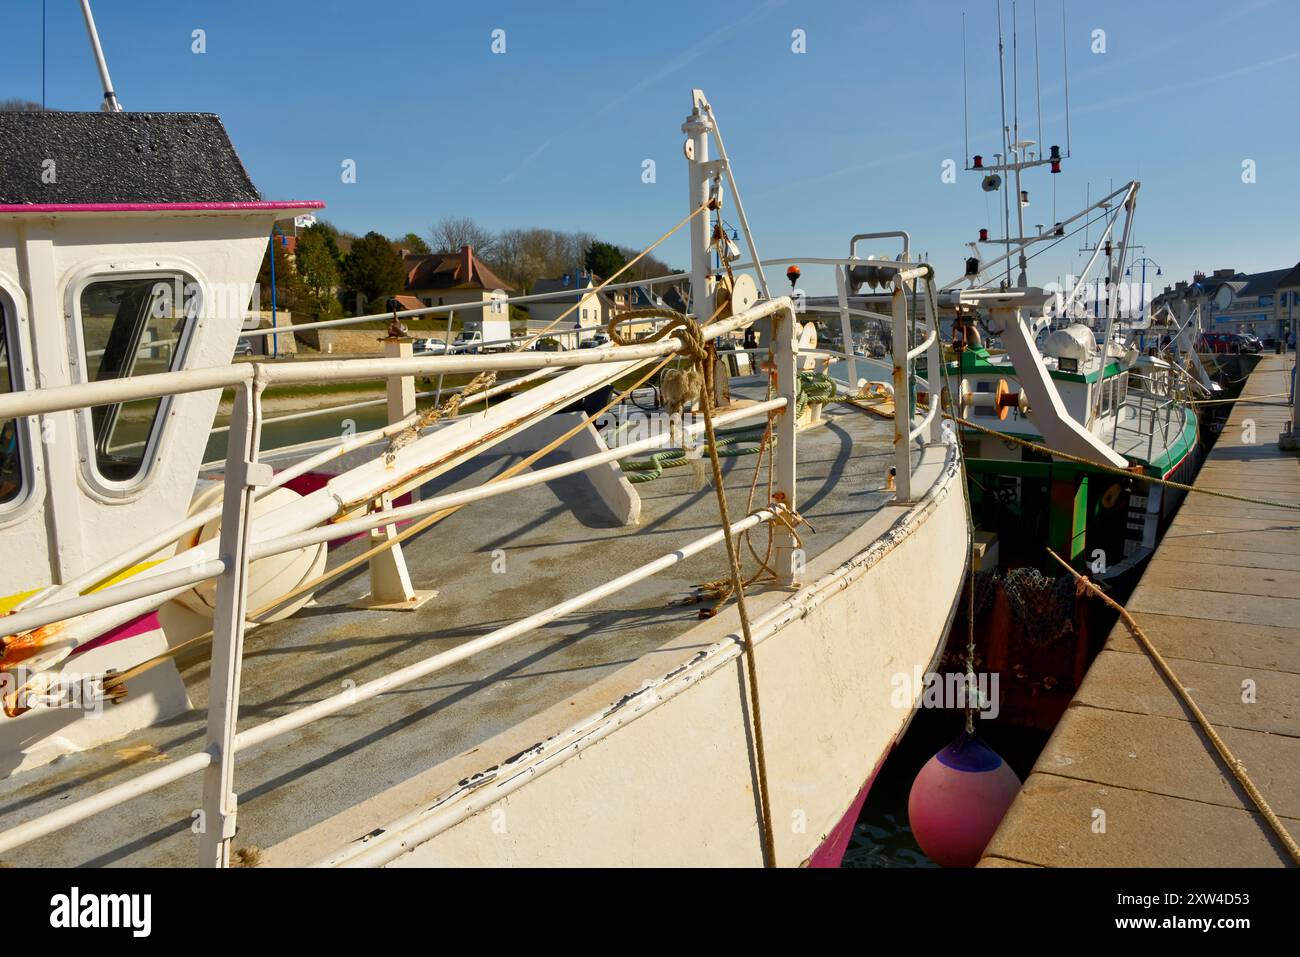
[[962, 11, 970, 167], [1033, 0, 1043, 150], [1012, 0, 1020, 153], [996, 0, 1013, 287], [79, 0, 122, 112], [1061, 0, 1071, 156]]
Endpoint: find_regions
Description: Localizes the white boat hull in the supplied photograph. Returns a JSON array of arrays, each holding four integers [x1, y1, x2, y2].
[[267, 442, 968, 868]]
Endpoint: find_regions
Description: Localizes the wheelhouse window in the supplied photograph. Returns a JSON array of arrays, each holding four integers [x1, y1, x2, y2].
[[77, 275, 194, 483], [0, 301, 24, 505]]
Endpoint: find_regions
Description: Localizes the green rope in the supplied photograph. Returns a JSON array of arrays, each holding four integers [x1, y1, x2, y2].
[[620, 373, 838, 483], [621, 427, 768, 483]]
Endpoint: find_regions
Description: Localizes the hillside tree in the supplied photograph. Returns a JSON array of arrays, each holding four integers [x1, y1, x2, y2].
[[343, 231, 407, 308]]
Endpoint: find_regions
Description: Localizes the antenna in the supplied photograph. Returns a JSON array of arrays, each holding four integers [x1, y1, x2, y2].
[[1033, 0, 1043, 150], [1083, 182, 1090, 248], [1012, 0, 1020, 156], [962, 12, 970, 167], [1011, 0, 1029, 287], [1061, 0, 1071, 157], [79, 0, 122, 112], [996, 1, 1013, 288]]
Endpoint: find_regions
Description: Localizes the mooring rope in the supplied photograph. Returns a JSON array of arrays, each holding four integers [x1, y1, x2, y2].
[[948, 413, 1300, 510], [671, 314, 781, 868], [608, 304, 784, 864], [932, 293, 983, 735], [1188, 392, 1291, 407], [1045, 547, 1300, 867]]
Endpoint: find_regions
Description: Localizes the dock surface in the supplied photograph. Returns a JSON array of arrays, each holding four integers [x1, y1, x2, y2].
[[982, 353, 1300, 867]]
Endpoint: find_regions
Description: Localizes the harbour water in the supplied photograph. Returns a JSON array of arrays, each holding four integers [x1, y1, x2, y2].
[[842, 710, 1049, 867]]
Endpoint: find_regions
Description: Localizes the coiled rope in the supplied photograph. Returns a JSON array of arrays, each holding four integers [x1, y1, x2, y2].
[[617, 369, 837, 484], [619, 425, 767, 483]]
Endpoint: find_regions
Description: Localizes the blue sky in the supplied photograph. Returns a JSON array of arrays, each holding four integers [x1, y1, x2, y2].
[[4, 0, 1298, 295]]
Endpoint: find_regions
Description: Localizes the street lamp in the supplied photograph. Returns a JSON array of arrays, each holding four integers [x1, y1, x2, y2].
[[1126, 257, 1162, 347], [268, 225, 289, 357]]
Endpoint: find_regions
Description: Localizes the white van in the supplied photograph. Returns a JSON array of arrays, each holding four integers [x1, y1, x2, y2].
[[455, 294, 512, 352]]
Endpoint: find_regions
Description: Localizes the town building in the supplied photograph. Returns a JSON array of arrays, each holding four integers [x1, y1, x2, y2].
[[1152, 262, 1300, 343], [403, 244, 515, 320]]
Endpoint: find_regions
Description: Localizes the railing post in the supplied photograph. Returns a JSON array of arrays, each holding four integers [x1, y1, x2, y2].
[[923, 278, 944, 444], [353, 335, 436, 611], [199, 377, 269, 868], [1288, 351, 1300, 450], [835, 264, 857, 387], [891, 284, 912, 502], [774, 303, 800, 586]]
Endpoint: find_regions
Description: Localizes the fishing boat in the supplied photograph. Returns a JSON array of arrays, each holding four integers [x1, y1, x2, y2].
[[935, 2, 1207, 579], [785, 2, 1215, 732], [0, 7, 969, 868]]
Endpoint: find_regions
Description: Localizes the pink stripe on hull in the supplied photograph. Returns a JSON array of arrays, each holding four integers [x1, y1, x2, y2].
[[72, 611, 161, 657], [282, 473, 414, 549], [806, 747, 892, 868]]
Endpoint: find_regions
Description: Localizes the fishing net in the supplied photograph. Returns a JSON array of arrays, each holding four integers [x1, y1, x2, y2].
[[998, 566, 1077, 646]]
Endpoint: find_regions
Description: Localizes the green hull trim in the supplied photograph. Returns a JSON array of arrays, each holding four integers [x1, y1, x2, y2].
[[946, 346, 1122, 383]]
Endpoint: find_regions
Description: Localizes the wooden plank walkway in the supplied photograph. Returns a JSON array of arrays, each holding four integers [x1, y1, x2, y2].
[[981, 353, 1300, 868]]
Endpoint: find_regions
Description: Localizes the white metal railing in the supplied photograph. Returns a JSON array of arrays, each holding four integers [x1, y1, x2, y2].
[[0, 295, 813, 865], [239, 272, 689, 342], [0, 230, 949, 862]]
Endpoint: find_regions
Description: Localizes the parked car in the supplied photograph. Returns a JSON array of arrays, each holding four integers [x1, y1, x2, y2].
[[1197, 332, 1259, 354], [413, 338, 447, 355], [452, 331, 483, 354], [578, 333, 610, 349], [233, 337, 255, 357]]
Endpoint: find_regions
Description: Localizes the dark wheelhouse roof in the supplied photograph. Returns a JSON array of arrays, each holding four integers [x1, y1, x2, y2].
[[0, 111, 261, 205]]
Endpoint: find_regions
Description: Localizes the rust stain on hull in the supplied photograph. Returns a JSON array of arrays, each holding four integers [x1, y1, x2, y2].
[[0, 620, 64, 671]]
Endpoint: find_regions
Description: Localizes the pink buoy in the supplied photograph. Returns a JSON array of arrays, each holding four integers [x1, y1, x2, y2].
[[907, 731, 1021, 867]]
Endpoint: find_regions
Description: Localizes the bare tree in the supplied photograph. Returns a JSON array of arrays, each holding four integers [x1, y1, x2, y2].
[[616, 245, 676, 282], [0, 99, 49, 112], [429, 216, 497, 256]]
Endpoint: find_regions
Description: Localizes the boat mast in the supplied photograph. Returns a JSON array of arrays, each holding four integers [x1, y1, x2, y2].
[[682, 90, 715, 317], [1011, 1, 1029, 288], [79, 0, 122, 112], [995, 2, 1013, 290]]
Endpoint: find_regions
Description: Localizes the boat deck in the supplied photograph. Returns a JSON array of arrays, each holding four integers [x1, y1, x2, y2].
[[0, 380, 909, 866], [981, 353, 1300, 867], [1108, 401, 1196, 472]]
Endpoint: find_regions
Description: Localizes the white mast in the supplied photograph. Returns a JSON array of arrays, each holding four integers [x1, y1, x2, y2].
[[79, 0, 122, 112], [682, 90, 715, 316]]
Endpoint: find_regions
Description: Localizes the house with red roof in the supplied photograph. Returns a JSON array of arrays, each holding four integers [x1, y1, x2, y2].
[[403, 245, 515, 323]]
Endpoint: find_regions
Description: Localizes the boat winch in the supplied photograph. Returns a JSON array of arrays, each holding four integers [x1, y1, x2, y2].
[[959, 378, 1030, 421]]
